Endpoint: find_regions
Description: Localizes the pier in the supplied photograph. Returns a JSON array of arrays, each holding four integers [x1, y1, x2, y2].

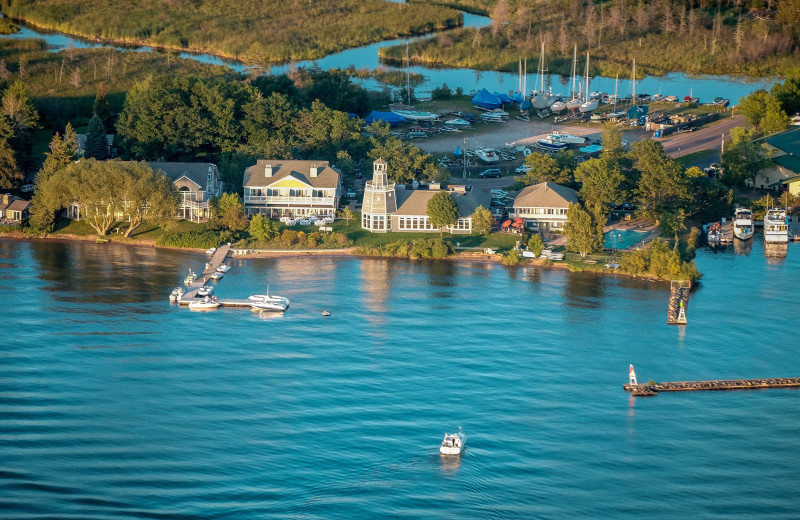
[[667, 280, 690, 324], [624, 366, 800, 396]]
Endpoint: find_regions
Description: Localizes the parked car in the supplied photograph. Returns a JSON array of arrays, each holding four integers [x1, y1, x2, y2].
[[20, 184, 34, 193], [346, 189, 356, 198], [479, 168, 502, 178], [622, 203, 637, 211], [515, 164, 532, 173]]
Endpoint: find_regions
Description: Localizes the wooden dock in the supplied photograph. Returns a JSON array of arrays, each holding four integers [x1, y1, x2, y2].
[[188, 245, 231, 287], [624, 377, 800, 396], [667, 280, 690, 324], [719, 220, 733, 244]]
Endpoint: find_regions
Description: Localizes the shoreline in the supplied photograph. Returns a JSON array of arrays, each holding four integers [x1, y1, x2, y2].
[[0, 230, 672, 283]]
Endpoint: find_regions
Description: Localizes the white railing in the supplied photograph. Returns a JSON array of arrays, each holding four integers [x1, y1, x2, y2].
[[245, 196, 335, 205], [365, 181, 395, 190]]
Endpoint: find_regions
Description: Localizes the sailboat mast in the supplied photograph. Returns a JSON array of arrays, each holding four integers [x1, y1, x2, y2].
[[571, 44, 577, 99], [584, 51, 590, 103], [614, 73, 618, 109], [632, 58, 636, 106]]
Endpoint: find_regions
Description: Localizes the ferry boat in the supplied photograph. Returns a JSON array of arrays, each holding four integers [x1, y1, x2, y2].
[[733, 207, 754, 240], [440, 427, 466, 456], [764, 208, 789, 243]]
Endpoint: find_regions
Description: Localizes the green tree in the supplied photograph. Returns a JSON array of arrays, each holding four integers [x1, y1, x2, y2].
[[84, 115, 109, 160], [738, 89, 789, 133], [339, 205, 354, 225], [600, 121, 627, 167], [757, 193, 776, 210], [517, 151, 561, 185], [0, 138, 22, 189], [630, 140, 690, 225], [214, 192, 248, 231], [426, 190, 459, 236], [574, 158, 626, 215], [93, 82, 111, 128], [471, 205, 493, 236], [527, 233, 544, 257], [780, 191, 795, 212], [294, 100, 363, 161], [367, 122, 434, 184], [761, 102, 791, 134], [564, 202, 600, 257], [248, 213, 279, 241], [118, 162, 179, 237], [771, 75, 800, 118], [1, 80, 39, 174], [721, 127, 772, 188], [36, 123, 79, 184]]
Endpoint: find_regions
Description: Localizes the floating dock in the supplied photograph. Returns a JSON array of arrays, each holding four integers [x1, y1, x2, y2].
[[667, 280, 690, 324], [624, 378, 800, 396]]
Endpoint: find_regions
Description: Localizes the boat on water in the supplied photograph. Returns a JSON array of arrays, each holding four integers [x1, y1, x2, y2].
[[211, 271, 224, 280], [169, 287, 184, 302], [440, 427, 466, 456], [249, 293, 290, 312], [184, 270, 196, 285], [391, 109, 439, 122], [475, 148, 500, 163], [444, 118, 472, 127], [197, 285, 214, 297], [707, 221, 722, 243], [537, 137, 568, 151], [733, 207, 754, 240], [216, 263, 232, 273], [548, 131, 585, 144], [205, 247, 216, 255], [764, 208, 789, 243], [189, 297, 220, 310]]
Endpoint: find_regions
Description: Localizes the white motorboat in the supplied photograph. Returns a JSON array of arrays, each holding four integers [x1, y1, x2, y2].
[[189, 297, 220, 310], [197, 285, 214, 297], [733, 207, 754, 240], [537, 137, 568, 151], [216, 263, 232, 273], [440, 427, 466, 456], [548, 131, 586, 144], [391, 109, 440, 121], [764, 208, 789, 243], [249, 292, 290, 312], [184, 270, 196, 285], [205, 247, 216, 255], [475, 148, 500, 164], [211, 271, 224, 280], [707, 221, 722, 243], [444, 118, 472, 127], [169, 287, 184, 302]]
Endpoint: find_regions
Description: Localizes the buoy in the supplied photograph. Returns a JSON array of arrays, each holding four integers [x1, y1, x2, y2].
[[322, 310, 331, 317]]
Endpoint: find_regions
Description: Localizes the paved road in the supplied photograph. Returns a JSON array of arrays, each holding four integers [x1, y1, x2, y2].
[[659, 114, 743, 159]]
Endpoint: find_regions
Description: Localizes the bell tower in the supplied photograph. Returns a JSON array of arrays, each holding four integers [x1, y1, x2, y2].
[[361, 159, 396, 232]]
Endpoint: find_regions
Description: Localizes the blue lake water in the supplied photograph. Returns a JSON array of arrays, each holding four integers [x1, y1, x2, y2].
[[1, 12, 775, 103], [1, 236, 799, 518]]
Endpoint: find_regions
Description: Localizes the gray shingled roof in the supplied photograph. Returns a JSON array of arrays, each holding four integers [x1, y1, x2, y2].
[[513, 182, 578, 208], [147, 162, 216, 189], [243, 160, 340, 189], [395, 187, 491, 218]]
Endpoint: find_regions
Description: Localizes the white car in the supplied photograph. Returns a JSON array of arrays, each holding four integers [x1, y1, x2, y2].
[[20, 184, 34, 193], [515, 164, 532, 173]]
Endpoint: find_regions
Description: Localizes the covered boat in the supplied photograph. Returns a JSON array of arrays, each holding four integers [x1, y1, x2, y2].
[[471, 89, 502, 110], [364, 110, 407, 127], [440, 427, 466, 455]]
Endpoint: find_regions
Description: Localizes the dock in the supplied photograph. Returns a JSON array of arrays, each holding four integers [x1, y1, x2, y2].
[[624, 377, 800, 396], [719, 220, 733, 244], [667, 280, 690, 324], [188, 244, 231, 287]]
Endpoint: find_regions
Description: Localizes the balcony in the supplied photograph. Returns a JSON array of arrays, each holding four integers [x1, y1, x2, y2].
[[245, 195, 336, 206], [365, 180, 395, 190]]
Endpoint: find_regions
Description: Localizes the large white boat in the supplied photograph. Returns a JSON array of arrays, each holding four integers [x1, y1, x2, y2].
[[249, 293, 290, 312], [475, 148, 500, 164], [537, 137, 568, 151], [440, 427, 466, 456], [216, 263, 232, 273], [733, 207, 754, 240], [548, 131, 586, 144], [764, 208, 789, 243]]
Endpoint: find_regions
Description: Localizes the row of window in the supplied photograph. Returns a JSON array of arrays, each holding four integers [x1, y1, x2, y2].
[[513, 207, 568, 216], [397, 217, 435, 230], [247, 188, 331, 197], [363, 214, 387, 230]]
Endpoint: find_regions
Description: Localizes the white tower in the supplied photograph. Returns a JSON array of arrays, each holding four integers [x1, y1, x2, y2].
[[361, 159, 396, 232], [629, 364, 638, 385]]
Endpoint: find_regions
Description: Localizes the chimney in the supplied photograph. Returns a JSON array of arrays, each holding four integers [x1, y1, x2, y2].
[[310, 164, 318, 178], [265, 164, 273, 177]]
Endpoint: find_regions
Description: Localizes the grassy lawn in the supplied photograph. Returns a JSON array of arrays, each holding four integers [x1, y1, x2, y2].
[[676, 149, 717, 167], [51, 218, 98, 236], [128, 220, 208, 242]]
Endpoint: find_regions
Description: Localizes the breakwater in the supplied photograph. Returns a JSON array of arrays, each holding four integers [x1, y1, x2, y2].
[[624, 378, 800, 397]]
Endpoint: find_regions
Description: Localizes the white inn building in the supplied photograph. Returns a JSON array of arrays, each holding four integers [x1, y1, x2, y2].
[[243, 160, 341, 217]]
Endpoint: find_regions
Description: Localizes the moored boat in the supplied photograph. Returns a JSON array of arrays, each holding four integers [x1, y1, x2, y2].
[[764, 208, 789, 243], [216, 263, 232, 273], [169, 287, 184, 302], [249, 292, 290, 312], [184, 270, 196, 285], [189, 297, 220, 310], [440, 427, 466, 456], [733, 207, 754, 240], [197, 285, 214, 297], [707, 221, 722, 243], [211, 271, 224, 280]]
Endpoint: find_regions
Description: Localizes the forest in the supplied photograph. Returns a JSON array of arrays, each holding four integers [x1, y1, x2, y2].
[[0, 0, 462, 65], [389, 0, 800, 77]]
